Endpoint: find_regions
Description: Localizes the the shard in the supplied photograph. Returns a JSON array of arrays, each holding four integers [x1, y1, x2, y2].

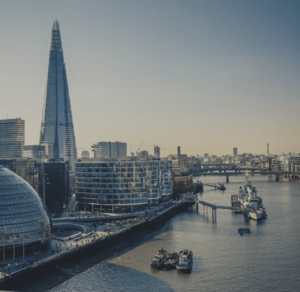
[[40, 20, 77, 168]]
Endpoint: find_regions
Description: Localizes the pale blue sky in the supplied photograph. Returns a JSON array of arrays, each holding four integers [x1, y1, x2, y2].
[[0, 0, 299, 156]]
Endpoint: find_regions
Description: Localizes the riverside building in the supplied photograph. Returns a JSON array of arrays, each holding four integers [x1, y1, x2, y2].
[[0, 166, 53, 262], [75, 158, 172, 213]]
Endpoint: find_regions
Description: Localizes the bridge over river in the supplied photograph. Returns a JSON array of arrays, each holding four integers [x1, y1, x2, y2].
[[193, 169, 298, 182]]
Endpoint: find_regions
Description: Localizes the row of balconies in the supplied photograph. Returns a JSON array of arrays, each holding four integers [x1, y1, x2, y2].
[[77, 198, 148, 205], [77, 193, 147, 199]]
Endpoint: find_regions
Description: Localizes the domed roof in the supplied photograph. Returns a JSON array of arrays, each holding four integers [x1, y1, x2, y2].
[[0, 166, 53, 246]]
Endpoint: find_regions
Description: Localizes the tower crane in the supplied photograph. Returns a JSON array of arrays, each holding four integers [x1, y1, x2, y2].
[[137, 142, 143, 152]]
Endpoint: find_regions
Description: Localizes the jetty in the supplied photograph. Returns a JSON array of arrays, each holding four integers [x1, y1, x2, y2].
[[202, 183, 226, 190]]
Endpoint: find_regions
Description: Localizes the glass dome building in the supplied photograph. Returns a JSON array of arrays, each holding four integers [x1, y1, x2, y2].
[[0, 166, 53, 258]]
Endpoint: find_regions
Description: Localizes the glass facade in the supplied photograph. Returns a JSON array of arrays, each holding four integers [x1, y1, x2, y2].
[[39, 20, 77, 170], [0, 166, 53, 247], [0, 118, 24, 159], [75, 158, 172, 213]]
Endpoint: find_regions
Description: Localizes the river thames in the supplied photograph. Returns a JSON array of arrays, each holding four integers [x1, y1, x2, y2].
[[48, 174, 300, 292]]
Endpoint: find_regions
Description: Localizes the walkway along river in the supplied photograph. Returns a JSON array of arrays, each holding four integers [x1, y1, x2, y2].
[[1, 201, 190, 292]]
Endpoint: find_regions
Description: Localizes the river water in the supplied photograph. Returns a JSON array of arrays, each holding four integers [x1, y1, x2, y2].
[[48, 175, 300, 292]]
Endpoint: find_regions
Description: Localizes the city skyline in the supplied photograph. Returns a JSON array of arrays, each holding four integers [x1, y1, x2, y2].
[[1, 1, 300, 156]]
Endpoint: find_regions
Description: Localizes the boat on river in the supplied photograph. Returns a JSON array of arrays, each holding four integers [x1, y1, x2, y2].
[[163, 251, 179, 270], [236, 173, 267, 220], [176, 249, 193, 272], [150, 248, 167, 269]]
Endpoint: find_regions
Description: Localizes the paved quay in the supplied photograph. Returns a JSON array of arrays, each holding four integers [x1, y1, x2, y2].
[[0, 200, 181, 288]]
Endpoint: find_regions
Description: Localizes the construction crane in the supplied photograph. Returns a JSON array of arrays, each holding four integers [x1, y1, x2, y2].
[[137, 142, 143, 152]]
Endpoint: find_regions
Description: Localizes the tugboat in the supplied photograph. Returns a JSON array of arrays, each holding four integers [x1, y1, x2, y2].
[[163, 251, 179, 270], [150, 248, 167, 269], [176, 249, 193, 272]]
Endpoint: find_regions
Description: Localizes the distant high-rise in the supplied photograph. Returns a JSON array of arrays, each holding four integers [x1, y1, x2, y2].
[[267, 143, 269, 155], [0, 118, 24, 159], [233, 147, 238, 155], [177, 146, 181, 155], [39, 20, 77, 169], [92, 142, 127, 158], [154, 146, 160, 158]]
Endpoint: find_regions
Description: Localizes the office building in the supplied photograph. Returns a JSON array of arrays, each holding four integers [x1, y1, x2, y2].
[[233, 148, 238, 156], [177, 146, 181, 155], [44, 159, 70, 213], [0, 166, 53, 259], [0, 118, 24, 159], [39, 20, 77, 171], [0, 158, 41, 197], [75, 158, 172, 213], [92, 142, 127, 158], [23, 145, 47, 160], [154, 146, 160, 158]]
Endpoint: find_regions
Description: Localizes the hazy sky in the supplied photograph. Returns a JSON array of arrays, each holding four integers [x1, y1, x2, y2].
[[1, 0, 299, 156]]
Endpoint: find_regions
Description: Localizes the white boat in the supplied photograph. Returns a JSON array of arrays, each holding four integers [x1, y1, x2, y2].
[[176, 249, 193, 272], [248, 207, 266, 220], [236, 173, 267, 220]]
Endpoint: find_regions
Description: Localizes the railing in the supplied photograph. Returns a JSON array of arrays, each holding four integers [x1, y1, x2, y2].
[[197, 200, 240, 211]]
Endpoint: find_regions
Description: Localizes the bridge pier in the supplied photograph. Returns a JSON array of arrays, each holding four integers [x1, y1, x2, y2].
[[226, 175, 229, 183], [212, 208, 217, 223]]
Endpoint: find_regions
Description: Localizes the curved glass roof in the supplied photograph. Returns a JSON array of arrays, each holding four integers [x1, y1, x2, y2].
[[0, 166, 53, 246]]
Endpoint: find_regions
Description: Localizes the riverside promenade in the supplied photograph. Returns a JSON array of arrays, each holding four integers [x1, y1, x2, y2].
[[0, 200, 188, 290]]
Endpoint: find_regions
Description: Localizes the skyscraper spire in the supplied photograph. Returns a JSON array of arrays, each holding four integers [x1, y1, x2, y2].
[[40, 20, 77, 169]]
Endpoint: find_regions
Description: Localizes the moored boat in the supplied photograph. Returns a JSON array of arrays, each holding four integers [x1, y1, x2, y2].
[[248, 207, 267, 220], [235, 173, 267, 220], [150, 248, 167, 269], [163, 251, 179, 270], [176, 249, 193, 272]]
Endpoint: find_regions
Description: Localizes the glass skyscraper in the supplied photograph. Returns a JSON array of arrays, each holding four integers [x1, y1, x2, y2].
[[40, 20, 77, 169]]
